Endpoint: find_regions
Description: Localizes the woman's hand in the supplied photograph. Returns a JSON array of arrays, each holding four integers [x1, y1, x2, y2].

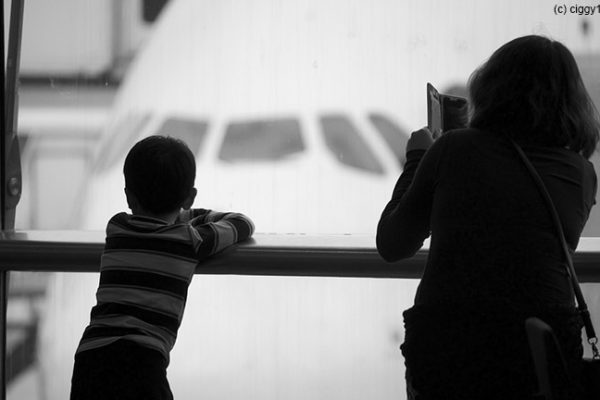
[[406, 127, 434, 152]]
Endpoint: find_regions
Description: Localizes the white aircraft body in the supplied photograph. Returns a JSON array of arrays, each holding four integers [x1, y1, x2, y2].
[[37, 1, 599, 399]]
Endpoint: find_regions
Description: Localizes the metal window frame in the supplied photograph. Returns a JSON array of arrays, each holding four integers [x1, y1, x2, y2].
[[1, 1, 24, 398], [1, 2, 600, 399]]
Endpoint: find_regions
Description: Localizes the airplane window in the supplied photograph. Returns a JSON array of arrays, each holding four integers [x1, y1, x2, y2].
[[320, 115, 385, 175], [154, 117, 208, 157], [369, 113, 409, 167], [218, 118, 305, 162], [95, 113, 151, 172], [142, 0, 169, 22]]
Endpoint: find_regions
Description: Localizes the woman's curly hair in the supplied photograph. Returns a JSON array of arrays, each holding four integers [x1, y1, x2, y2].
[[468, 35, 600, 159]]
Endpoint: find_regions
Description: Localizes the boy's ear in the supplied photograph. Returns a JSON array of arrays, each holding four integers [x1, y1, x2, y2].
[[181, 188, 197, 210], [124, 188, 139, 211]]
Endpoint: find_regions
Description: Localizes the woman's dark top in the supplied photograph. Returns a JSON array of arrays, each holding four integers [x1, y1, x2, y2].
[[377, 128, 597, 400]]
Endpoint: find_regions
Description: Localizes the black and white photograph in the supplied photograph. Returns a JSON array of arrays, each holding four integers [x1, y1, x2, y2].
[[1, 1, 600, 399]]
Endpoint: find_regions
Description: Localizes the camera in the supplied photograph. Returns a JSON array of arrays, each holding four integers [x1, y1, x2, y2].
[[427, 83, 468, 138]]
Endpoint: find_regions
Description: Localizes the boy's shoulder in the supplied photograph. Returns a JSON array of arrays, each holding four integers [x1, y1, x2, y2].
[[108, 212, 164, 228], [104, 212, 202, 259], [106, 212, 193, 236]]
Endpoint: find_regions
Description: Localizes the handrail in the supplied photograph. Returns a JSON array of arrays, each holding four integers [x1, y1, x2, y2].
[[2, 231, 600, 282]]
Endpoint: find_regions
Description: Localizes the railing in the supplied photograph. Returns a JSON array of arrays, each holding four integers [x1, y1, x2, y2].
[[0, 231, 425, 276], [2, 232, 600, 280]]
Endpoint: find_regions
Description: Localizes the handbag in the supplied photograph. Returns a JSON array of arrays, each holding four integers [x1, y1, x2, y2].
[[511, 139, 600, 399]]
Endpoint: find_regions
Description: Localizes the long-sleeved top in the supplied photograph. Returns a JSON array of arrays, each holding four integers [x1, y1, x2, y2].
[[377, 128, 597, 399], [377, 128, 596, 308], [76, 209, 254, 363]]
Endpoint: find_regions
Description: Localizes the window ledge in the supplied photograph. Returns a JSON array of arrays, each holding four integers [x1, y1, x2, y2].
[[1, 231, 600, 282]]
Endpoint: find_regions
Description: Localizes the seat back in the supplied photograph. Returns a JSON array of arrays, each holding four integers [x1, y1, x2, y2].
[[525, 317, 570, 400]]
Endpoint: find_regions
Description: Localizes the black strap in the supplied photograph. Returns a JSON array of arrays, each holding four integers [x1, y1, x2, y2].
[[510, 139, 599, 357]]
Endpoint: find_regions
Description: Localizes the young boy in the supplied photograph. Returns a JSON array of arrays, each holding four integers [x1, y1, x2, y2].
[[70, 135, 254, 400]]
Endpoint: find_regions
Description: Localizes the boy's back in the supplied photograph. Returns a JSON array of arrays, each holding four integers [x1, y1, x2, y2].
[[70, 136, 254, 400], [77, 209, 254, 362]]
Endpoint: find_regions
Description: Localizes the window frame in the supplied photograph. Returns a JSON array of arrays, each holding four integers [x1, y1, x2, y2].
[[2, 1, 25, 399], [3, 3, 600, 400]]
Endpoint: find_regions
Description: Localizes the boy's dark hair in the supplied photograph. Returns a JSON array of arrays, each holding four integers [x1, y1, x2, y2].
[[468, 35, 600, 159], [124, 135, 196, 214]]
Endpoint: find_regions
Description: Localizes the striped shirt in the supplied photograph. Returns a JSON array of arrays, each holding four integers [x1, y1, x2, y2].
[[76, 209, 254, 363]]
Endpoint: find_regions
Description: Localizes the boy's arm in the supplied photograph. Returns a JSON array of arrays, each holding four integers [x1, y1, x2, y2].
[[185, 209, 255, 258]]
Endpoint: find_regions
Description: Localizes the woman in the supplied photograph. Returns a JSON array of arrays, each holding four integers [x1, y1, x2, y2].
[[377, 35, 599, 400]]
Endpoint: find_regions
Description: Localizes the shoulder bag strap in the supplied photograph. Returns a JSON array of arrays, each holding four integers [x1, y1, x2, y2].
[[510, 139, 599, 357]]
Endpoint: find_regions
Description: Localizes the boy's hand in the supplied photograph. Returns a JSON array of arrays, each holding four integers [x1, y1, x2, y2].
[[406, 127, 434, 152]]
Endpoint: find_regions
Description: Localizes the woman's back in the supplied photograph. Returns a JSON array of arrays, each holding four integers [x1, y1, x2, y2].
[[415, 128, 596, 308], [383, 128, 596, 399], [378, 35, 600, 400]]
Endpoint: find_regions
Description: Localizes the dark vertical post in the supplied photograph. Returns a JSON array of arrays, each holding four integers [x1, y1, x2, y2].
[[3, 0, 23, 231], [1, 0, 7, 233], [0, 1, 8, 397], [1, 1, 24, 398]]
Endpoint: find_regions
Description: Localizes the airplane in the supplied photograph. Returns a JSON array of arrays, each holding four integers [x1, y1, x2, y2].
[[35, 1, 600, 399]]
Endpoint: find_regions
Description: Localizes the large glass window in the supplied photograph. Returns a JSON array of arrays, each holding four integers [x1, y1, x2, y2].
[[4, 2, 600, 400], [11, 1, 600, 235]]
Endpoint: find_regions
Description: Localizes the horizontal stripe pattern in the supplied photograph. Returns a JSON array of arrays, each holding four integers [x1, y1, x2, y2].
[[96, 286, 185, 318], [101, 252, 198, 280], [192, 212, 254, 257], [81, 313, 174, 344], [90, 302, 181, 333], [99, 270, 189, 299], [82, 325, 150, 340], [105, 236, 198, 260], [77, 210, 254, 362], [109, 218, 202, 247]]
